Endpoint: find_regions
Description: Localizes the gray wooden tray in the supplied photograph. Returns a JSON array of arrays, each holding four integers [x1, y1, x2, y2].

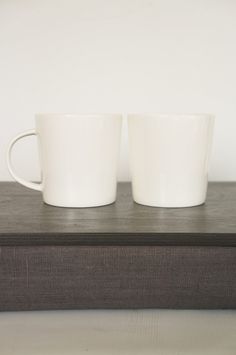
[[0, 182, 236, 310]]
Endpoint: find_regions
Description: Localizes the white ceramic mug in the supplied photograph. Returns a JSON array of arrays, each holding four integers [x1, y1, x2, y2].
[[128, 114, 215, 208], [7, 114, 122, 207]]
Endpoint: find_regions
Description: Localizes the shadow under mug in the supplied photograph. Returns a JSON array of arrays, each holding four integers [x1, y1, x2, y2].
[[128, 114, 215, 208], [7, 114, 122, 207]]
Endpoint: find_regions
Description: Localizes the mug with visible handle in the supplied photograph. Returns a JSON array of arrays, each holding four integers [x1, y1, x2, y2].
[[128, 113, 215, 208], [7, 114, 122, 207]]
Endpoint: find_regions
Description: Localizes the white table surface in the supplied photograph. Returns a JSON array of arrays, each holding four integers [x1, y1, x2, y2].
[[0, 310, 236, 355]]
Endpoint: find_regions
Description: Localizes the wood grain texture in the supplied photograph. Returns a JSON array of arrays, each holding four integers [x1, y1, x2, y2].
[[0, 182, 236, 246]]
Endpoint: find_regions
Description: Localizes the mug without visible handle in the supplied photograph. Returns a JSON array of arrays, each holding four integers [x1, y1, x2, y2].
[[6, 129, 42, 192], [128, 114, 215, 208]]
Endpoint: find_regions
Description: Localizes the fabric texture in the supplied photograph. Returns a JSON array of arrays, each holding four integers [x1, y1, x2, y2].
[[0, 246, 236, 311]]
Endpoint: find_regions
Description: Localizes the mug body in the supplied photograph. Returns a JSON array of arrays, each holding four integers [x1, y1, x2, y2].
[[36, 114, 122, 207], [128, 114, 214, 208]]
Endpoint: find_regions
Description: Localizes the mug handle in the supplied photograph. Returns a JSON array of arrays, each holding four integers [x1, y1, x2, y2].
[[6, 129, 42, 191]]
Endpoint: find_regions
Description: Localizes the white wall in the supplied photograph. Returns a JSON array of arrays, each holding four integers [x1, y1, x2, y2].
[[0, 0, 236, 182]]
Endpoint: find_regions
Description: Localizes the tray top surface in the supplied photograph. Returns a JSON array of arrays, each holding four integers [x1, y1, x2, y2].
[[0, 182, 236, 246]]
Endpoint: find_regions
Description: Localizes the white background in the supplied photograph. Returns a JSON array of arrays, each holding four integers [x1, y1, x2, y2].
[[0, 0, 236, 182]]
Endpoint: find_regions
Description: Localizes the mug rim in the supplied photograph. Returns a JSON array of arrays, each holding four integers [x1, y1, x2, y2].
[[35, 113, 122, 119], [128, 113, 215, 119]]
